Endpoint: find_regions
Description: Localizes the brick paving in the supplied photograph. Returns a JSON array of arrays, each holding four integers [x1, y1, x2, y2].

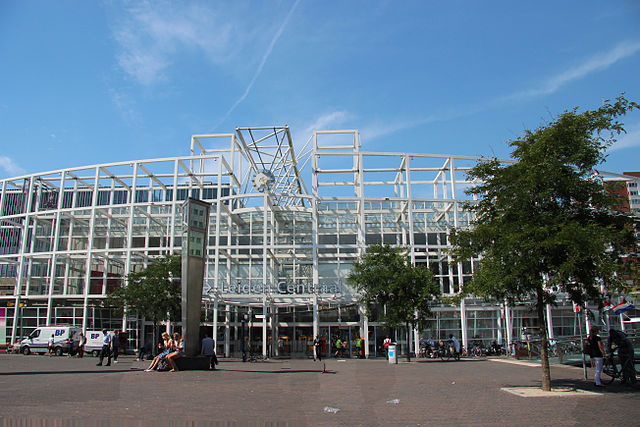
[[0, 353, 638, 426]]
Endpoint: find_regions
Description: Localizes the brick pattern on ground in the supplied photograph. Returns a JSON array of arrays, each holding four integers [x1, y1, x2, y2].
[[0, 354, 638, 425]]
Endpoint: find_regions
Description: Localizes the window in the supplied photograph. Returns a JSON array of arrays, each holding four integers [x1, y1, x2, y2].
[[61, 192, 73, 208], [177, 188, 188, 201], [75, 191, 93, 207], [113, 190, 128, 205], [135, 190, 148, 203], [152, 189, 163, 202], [97, 191, 110, 206], [202, 188, 216, 200]]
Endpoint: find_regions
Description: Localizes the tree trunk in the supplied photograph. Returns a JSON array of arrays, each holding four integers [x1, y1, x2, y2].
[[536, 287, 551, 391], [406, 322, 411, 362]]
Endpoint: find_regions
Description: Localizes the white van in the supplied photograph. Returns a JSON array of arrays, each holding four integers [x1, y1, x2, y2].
[[20, 326, 81, 356], [85, 330, 107, 357]]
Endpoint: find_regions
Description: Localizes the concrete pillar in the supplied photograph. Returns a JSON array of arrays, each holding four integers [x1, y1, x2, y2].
[[262, 297, 268, 358], [505, 301, 513, 350], [213, 298, 218, 348], [224, 304, 230, 357], [497, 308, 503, 345], [460, 298, 468, 352]]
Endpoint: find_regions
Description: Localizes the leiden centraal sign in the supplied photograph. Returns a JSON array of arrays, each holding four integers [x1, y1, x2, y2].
[[204, 281, 343, 295]]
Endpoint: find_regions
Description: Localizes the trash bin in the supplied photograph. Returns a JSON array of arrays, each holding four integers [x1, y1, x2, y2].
[[388, 343, 397, 364]]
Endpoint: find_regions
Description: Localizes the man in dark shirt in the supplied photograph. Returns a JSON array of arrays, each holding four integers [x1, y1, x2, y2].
[[608, 329, 637, 385], [201, 334, 217, 370], [97, 329, 112, 366]]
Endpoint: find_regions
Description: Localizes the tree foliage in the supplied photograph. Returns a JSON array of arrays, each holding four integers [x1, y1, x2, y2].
[[450, 95, 639, 390], [105, 254, 182, 327], [347, 244, 440, 348]]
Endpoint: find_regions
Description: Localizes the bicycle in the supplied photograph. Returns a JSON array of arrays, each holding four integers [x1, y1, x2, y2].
[[601, 354, 637, 385], [248, 348, 269, 362], [439, 341, 461, 361]]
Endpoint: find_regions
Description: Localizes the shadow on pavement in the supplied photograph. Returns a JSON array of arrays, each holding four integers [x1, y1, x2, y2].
[[415, 358, 487, 363], [550, 378, 640, 394], [221, 368, 336, 374], [0, 369, 142, 376], [500, 378, 639, 394]]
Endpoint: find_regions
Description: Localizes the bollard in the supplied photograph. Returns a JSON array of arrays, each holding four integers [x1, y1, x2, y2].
[[388, 343, 397, 364]]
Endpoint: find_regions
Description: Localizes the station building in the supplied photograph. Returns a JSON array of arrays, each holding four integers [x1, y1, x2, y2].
[[1, 126, 638, 357]]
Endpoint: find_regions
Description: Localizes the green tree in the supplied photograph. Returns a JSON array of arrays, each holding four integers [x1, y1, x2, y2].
[[347, 244, 440, 361], [450, 95, 639, 391], [105, 254, 181, 351]]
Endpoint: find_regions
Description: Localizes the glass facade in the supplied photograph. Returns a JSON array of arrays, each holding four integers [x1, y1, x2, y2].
[[1, 127, 638, 356]]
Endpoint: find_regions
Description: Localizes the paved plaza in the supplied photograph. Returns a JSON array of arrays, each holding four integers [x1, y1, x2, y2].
[[0, 353, 638, 426]]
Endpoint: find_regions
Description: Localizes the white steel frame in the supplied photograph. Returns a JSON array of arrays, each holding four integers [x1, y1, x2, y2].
[[1, 126, 637, 355]]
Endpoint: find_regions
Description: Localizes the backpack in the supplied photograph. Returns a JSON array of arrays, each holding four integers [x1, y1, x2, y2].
[[582, 340, 592, 356]]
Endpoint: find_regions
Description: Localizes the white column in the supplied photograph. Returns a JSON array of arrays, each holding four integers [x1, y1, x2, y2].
[[213, 298, 218, 348], [46, 172, 66, 326], [224, 304, 230, 357], [11, 176, 34, 344], [497, 309, 503, 345], [313, 295, 319, 339], [505, 301, 513, 350], [460, 298, 468, 352], [262, 297, 268, 358], [546, 304, 554, 339], [585, 306, 591, 334], [363, 311, 369, 359]]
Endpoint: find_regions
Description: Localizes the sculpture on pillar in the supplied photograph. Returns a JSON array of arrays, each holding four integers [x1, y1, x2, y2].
[[181, 198, 210, 357]]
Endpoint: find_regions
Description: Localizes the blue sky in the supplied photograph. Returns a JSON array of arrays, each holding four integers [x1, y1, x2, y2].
[[1, 0, 640, 180]]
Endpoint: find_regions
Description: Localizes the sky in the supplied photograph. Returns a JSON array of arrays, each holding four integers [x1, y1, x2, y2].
[[1, 0, 640, 181]]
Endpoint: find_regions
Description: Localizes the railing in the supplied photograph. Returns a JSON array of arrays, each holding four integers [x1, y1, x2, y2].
[[514, 334, 640, 365]]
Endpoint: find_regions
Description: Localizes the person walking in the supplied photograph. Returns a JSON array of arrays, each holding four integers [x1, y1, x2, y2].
[[66, 336, 74, 358], [588, 326, 606, 387], [111, 329, 120, 364], [334, 337, 342, 358], [77, 332, 86, 358], [97, 329, 112, 366], [201, 333, 217, 370], [449, 334, 461, 356], [383, 336, 391, 359], [313, 334, 322, 361], [48, 334, 55, 356]]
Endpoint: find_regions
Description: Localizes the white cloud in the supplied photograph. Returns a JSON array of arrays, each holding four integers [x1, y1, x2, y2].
[[109, 88, 140, 124], [112, 1, 234, 85], [361, 40, 640, 142], [0, 156, 26, 177], [359, 105, 486, 142], [298, 111, 349, 139], [292, 110, 351, 151], [610, 122, 640, 151], [213, 0, 301, 128], [504, 40, 640, 101]]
